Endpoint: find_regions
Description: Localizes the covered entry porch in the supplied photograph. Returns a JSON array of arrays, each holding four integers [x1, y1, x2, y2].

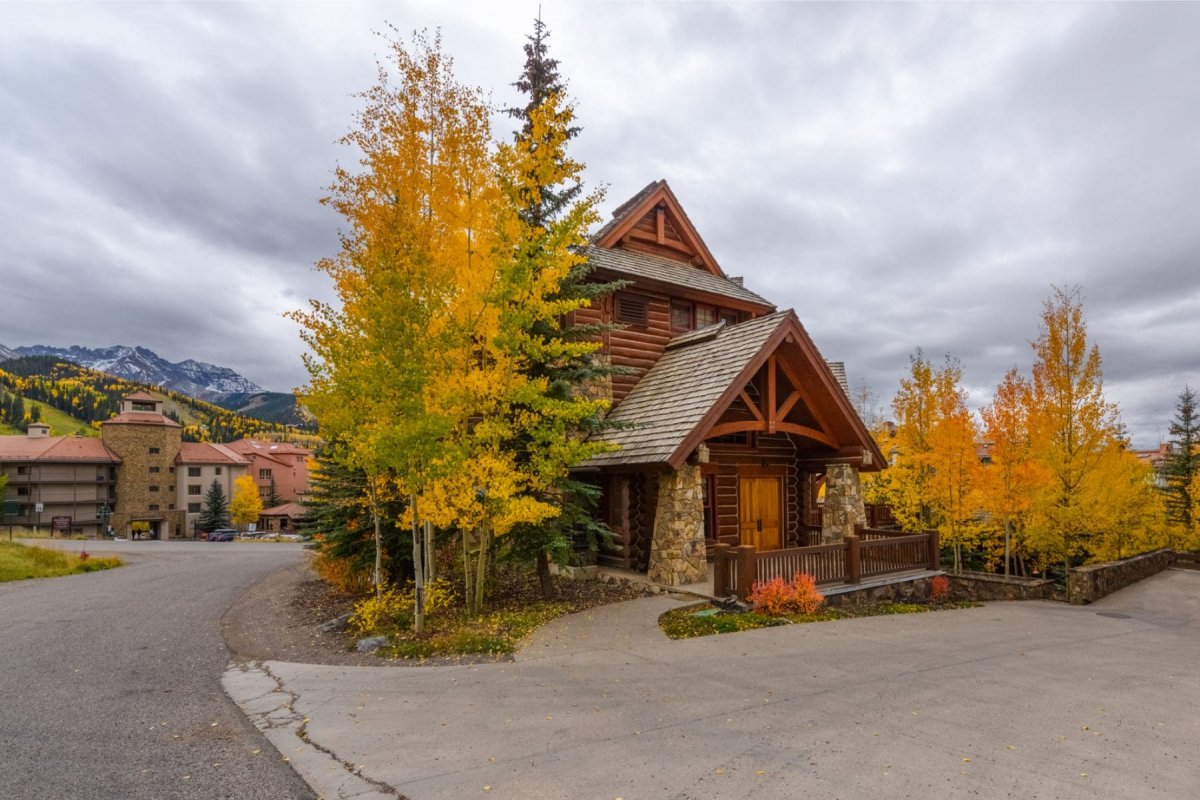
[[583, 311, 890, 587]]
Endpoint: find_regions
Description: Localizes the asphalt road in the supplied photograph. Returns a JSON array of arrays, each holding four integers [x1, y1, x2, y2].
[[0, 540, 316, 800]]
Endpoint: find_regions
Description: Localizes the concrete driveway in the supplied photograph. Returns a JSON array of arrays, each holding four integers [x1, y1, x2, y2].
[[226, 569, 1200, 800]]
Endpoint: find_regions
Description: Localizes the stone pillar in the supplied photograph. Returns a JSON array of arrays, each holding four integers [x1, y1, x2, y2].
[[821, 463, 866, 544], [647, 464, 708, 586]]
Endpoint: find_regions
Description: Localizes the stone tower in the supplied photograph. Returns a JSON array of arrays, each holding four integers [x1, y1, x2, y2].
[[100, 392, 186, 539]]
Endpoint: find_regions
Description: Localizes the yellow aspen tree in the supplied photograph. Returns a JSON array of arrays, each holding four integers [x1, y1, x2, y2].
[[882, 350, 973, 540], [1024, 286, 1122, 574], [926, 377, 982, 572], [230, 475, 263, 532], [979, 368, 1042, 576], [1083, 444, 1165, 562]]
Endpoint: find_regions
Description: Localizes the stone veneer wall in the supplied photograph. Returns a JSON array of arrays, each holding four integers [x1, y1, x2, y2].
[[945, 572, 1054, 602], [1066, 549, 1176, 605], [647, 463, 708, 586], [101, 422, 186, 539], [821, 464, 865, 544]]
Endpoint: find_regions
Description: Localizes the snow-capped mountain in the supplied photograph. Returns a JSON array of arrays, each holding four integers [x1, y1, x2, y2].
[[1, 344, 264, 401]]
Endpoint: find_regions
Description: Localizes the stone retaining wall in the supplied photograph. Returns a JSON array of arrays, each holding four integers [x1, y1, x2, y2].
[[945, 572, 1054, 602], [1066, 549, 1176, 605], [822, 576, 935, 608]]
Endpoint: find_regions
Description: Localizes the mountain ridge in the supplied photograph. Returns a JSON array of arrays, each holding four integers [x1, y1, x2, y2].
[[0, 343, 265, 400]]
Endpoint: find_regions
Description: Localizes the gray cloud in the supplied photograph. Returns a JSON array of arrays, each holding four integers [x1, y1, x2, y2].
[[1, 1, 1197, 447]]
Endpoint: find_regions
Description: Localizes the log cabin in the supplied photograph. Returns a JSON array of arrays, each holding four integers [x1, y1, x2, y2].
[[574, 180, 888, 587]]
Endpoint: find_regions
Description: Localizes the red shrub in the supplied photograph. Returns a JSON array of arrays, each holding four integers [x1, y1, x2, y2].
[[79, 550, 90, 562], [930, 575, 950, 603], [748, 571, 825, 616]]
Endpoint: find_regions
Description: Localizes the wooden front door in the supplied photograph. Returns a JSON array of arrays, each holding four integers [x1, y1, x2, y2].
[[739, 476, 782, 551]]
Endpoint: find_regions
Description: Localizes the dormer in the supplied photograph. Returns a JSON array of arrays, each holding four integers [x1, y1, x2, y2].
[[26, 422, 50, 439], [121, 391, 162, 414]]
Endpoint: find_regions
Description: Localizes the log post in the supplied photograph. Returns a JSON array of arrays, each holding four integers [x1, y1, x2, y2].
[[928, 529, 941, 571], [846, 535, 862, 585], [713, 544, 730, 598], [735, 544, 757, 601]]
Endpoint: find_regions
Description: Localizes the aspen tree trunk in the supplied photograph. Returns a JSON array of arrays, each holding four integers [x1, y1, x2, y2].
[[535, 550, 555, 600], [463, 526, 476, 616], [424, 520, 435, 581], [1003, 515, 1012, 578], [473, 523, 490, 615], [410, 495, 425, 634], [367, 475, 383, 599]]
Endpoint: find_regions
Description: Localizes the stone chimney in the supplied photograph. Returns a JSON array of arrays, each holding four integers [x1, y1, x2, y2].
[[27, 423, 50, 439], [729, 276, 744, 286]]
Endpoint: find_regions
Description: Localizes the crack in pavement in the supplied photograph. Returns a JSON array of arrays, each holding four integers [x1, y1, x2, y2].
[[223, 660, 408, 800]]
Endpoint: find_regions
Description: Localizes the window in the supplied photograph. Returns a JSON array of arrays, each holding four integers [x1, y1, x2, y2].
[[187, 467, 201, 477], [670, 300, 693, 331], [259, 468, 273, 480], [132, 401, 155, 412], [148, 504, 159, 512], [614, 293, 648, 327], [149, 485, 159, 492], [17, 487, 29, 496], [16, 466, 28, 476], [187, 485, 201, 496], [708, 431, 755, 447], [168, 466, 175, 474], [149, 447, 160, 454], [149, 466, 160, 473], [187, 502, 201, 513], [168, 485, 174, 492], [720, 309, 740, 326], [280, 518, 289, 531], [168, 504, 175, 510], [696, 305, 718, 328], [215, 467, 222, 475]]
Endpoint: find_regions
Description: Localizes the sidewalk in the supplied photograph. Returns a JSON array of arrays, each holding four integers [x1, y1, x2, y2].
[[224, 570, 1200, 800]]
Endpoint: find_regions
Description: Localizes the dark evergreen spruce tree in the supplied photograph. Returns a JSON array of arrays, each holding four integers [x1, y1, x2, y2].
[[303, 446, 412, 585], [198, 479, 230, 532], [1163, 385, 1200, 533], [504, 13, 626, 599], [265, 477, 284, 509]]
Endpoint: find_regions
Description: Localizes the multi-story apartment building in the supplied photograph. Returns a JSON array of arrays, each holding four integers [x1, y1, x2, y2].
[[1, 392, 251, 538], [0, 424, 120, 536], [224, 439, 311, 502]]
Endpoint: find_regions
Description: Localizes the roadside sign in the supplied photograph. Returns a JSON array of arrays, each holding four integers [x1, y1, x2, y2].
[[51, 516, 71, 531], [248, 523, 256, 533], [35, 503, 44, 513]]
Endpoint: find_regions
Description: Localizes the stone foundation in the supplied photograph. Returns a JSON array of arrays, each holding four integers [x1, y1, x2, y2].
[[647, 464, 708, 586], [821, 464, 865, 544]]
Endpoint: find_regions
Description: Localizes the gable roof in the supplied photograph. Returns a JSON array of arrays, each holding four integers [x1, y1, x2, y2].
[[581, 311, 884, 470], [0, 435, 121, 463], [586, 246, 773, 309], [176, 442, 248, 465], [123, 391, 159, 402], [592, 180, 726, 277], [262, 502, 308, 518]]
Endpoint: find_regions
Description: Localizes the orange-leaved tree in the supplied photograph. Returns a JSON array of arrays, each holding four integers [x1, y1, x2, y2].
[[979, 368, 1043, 576]]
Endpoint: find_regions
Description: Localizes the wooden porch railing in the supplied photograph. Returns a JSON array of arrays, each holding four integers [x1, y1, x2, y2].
[[713, 525, 940, 601]]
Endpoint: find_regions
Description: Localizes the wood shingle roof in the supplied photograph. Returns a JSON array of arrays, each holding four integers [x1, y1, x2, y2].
[[585, 246, 773, 308], [582, 312, 792, 468]]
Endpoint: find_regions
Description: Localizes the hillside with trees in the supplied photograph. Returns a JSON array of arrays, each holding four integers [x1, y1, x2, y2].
[[0, 356, 317, 445]]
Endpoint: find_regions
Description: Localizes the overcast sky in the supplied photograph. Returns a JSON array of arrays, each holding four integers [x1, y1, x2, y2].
[[2, 2, 1198, 448]]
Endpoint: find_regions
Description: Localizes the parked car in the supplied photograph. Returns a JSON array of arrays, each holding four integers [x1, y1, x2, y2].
[[208, 529, 237, 542]]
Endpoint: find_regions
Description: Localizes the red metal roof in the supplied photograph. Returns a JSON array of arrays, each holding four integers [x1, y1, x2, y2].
[[0, 435, 121, 463], [176, 442, 248, 465]]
